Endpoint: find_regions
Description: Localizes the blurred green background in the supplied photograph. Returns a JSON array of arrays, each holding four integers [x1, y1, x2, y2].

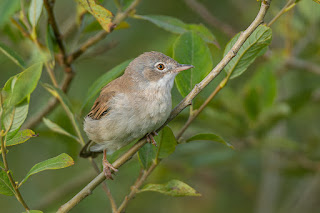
[[1, 0, 320, 212]]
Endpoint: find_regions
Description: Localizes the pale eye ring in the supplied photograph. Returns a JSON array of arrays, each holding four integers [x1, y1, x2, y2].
[[156, 63, 165, 70]]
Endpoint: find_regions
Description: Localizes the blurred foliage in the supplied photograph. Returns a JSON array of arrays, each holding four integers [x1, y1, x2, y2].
[[0, 0, 320, 213]]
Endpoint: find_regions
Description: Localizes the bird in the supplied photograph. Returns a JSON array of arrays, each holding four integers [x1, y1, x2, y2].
[[80, 51, 193, 179]]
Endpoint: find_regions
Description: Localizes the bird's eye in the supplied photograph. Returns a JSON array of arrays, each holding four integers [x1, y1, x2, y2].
[[157, 63, 165, 70]]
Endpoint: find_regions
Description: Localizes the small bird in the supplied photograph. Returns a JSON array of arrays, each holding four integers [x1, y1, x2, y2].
[[80, 51, 193, 179]]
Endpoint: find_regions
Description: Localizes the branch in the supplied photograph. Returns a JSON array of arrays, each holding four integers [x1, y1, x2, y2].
[[0, 110, 30, 211], [267, 0, 296, 27], [184, 0, 236, 37], [23, 0, 141, 130], [57, 1, 272, 212], [67, 0, 141, 63]]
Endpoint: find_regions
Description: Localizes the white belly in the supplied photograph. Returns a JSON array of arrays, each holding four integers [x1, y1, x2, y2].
[[83, 88, 172, 153]]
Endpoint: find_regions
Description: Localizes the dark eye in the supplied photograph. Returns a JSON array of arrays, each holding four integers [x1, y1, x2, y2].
[[157, 63, 165, 70]]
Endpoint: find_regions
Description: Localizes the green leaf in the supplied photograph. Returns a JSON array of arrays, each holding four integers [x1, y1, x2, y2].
[[173, 31, 213, 98], [139, 179, 201, 197], [8, 62, 43, 107], [138, 143, 156, 169], [20, 153, 74, 185], [42, 117, 79, 142], [28, 0, 43, 29], [3, 97, 29, 140], [6, 129, 36, 146], [76, 0, 114, 32], [0, 0, 20, 28], [81, 59, 132, 110], [136, 15, 187, 34], [0, 162, 15, 196], [0, 42, 25, 69], [223, 25, 272, 79], [187, 24, 217, 45], [244, 87, 260, 121], [243, 64, 277, 120], [186, 133, 234, 149], [135, 15, 217, 45], [156, 126, 177, 159]]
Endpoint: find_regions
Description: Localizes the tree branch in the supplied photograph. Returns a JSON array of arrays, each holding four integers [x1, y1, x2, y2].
[[57, 1, 272, 212], [0, 110, 30, 211], [67, 0, 141, 63]]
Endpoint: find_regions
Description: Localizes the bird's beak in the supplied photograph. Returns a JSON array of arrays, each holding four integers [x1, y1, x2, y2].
[[174, 64, 194, 73]]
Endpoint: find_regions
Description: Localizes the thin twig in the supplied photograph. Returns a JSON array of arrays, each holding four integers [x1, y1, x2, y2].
[[57, 1, 272, 212], [67, 0, 141, 63], [267, 0, 295, 27], [184, 0, 236, 37], [0, 110, 30, 211]]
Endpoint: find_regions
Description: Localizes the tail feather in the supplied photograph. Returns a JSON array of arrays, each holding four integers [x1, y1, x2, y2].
[[79, 140, 102, 158]]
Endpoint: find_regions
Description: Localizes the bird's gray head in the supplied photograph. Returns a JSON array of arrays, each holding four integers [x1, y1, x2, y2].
[[125, 51, 193, 84]]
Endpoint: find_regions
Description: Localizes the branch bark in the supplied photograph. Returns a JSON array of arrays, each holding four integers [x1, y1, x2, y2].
[[57, 1, 272, 212]]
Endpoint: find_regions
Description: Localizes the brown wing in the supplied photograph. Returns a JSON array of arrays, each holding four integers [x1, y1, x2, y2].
[[87, 90, 116, 120]]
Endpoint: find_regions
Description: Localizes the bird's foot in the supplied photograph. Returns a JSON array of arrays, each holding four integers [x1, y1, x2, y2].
[[146, 131, 158, 147], [103, 150, 118, 180]]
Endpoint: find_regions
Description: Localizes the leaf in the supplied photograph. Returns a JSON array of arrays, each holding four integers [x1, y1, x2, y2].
[[8, 62, 43, 107], [28, 0, 43, 29], [20, 153, 74, 185], [313, 0, 320, 4], [0, 162, 15, 196], [138, 143, 156, 169], [6, 129, 36, 146], [136, 15, 217, 45], [223, 25, 272, 79], [187, 24, 218, 45], [244, 87, 260, 121], [156, 126, 177, 159], [81, 59, 132, 110], [0, 42, 25, 69], [42, 117, 79, 142], [139, 179, 201, 197], [186, 133, 234, 149], [243, 64, 277, 120], [3, 97, 29, 140], [0, 0, 20, 28], [173, 31, 213, 98], [136, 15, 187, 34], [76, 0, 114, 32]]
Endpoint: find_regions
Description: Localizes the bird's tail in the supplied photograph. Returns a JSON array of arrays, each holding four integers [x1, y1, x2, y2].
[[79, 140, 102, 158]]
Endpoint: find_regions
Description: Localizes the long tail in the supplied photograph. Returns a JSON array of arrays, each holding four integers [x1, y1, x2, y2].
[[79, 140, 101, 158]]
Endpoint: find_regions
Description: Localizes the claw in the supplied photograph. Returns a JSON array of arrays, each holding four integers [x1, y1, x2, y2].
[[103, 149, 118, 180], [146, 132, 157, 147]]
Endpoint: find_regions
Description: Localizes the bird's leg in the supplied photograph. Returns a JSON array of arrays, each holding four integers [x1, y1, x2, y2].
[[146, 131, 158, 147], [103, 149, 118, 180]]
